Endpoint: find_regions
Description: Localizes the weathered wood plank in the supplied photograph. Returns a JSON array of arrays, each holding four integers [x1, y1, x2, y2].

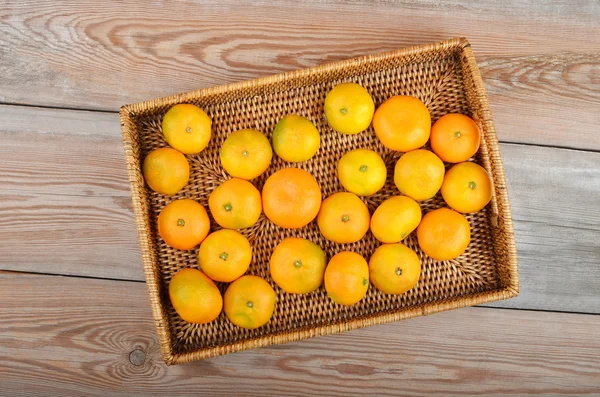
[[1, 272, 599, 397], [1, 1, 599, 148], [1, 106, 599, 312]]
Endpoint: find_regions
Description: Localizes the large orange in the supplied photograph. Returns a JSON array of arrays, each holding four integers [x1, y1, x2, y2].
[[220, 129, 273, 180], [324, 83, 375, 135], [370, 195, 422, 243], [162, 104, 212, 154], [441, 162, 492, 213], [262, 168, 322, 229], [198, 229, 252, 282], [272, 115, 321, 163], [337, 149, 387, 196], [430, 113, 481, 163], [369, 243, 421, 295], [317, 192, 370, 244], [270, 237, 327, 294], [394, 149, 445, 201], [169, 268, 222, 324], [417, 208, 470, 261], [208, 178, 262, 229], [373, 96, 431, 152], [158, 199, 210, 250], [224, 275, 276, 329], [143, 147, 189, 195], [324, 252, 369, 305]]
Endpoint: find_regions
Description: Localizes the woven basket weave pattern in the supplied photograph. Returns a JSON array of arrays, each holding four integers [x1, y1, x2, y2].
[[121, 38, 518, 365]]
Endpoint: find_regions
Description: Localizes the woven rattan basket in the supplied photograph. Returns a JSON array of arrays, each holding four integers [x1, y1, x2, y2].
[[121, 37, 518, 365]]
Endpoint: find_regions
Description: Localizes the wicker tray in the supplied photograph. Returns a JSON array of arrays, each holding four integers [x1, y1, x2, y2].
[[120, 37, 518, 365]]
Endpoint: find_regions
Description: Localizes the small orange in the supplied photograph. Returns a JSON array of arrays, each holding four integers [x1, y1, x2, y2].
[[272, 115, 321, 162], [417, 208, 470, 261], [143, 147, 189, 195], [162, 104, 212, 154], [317, 192, 370, 244], [394, 149, 445, 201], [441, 162, 492, 213], [262, 168, 322, 229], [369, 243, 421, 295], [370, 195, 422, 243], [198, 229, 252, 282], [373, 95, 431, 152], [169, 268, 222, 324], [324, 252, 369, 305], [208, 178, 262, 229], [270, 238, 327, 294], [224, 275, 276, 329], [430, 113, 481, 163], [337, 149, 387, 196], [158, 199, 210, 250], [324, 83, 375, 135], [220, 129, 273, 180]]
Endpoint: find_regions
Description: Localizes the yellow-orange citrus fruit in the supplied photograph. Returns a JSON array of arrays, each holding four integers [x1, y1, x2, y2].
[[270, 237, 327, 294], [373, 95, 431, 152], [169, 268, 222, 324], [162, 104, 212, 154], [143, 147, 189, 195], [417, 208, 470, 261], [430, 113, 481, 163], [394, 149, 445, 201], [441, 162, 492, 213], [262, 168, 322, 228], [198, 229, 252, 282], [224, 275, 276, 329], [158, 199, 210, 250], [208, 178, 262, 229], [337, 149, 387, 196], [370, 195, 422, 243], [369, 243, 421, 295], [220, 129, 273, 180], [317, 192, 370, 244], [272, 115, 321, 162], [324, 83, 375, 135], [324, 252, 369, 305]]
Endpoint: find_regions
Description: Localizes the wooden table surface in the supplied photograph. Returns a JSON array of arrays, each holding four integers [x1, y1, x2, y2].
[[1, 1, 599, 395]]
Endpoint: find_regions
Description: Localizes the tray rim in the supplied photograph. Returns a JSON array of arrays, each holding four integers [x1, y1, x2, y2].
[[120, 37, 519, 365]]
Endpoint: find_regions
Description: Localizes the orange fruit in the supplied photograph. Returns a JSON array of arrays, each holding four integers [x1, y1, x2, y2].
[[394, 149, 445, 201], [370, 195, 422, 243], [317, 192, 370, 244], [142, 147, 189, 195], [337, 149, 387, 196], [220, 129, 273, 180], [162, 104, 212, 154], [441, 162, 492, 213], [224, 275, 276, 329], [324, 83, 375, 134], [208, 178, 262, 229], [272, 115, 320, 162], [373, 95, 431, 152], [158, 199, 210, 250], [198, 229, 252, 282], [430, 114, 481, 163], [262, 168, 322, 228], [369, 243, 421, 295], [270, 237, 327, 294], [417, 208, 470, 261], [169, 268, 222, 324], [324, 252, 369, 305]]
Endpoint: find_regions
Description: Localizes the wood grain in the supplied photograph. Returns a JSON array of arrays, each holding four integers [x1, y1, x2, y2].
[[1, 271, 599, 396], [1, 105, 599, 311], [1, 1, 599, 149]]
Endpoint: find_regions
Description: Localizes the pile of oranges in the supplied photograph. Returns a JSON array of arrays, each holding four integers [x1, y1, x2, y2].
[[143, 83, 492, 329]]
